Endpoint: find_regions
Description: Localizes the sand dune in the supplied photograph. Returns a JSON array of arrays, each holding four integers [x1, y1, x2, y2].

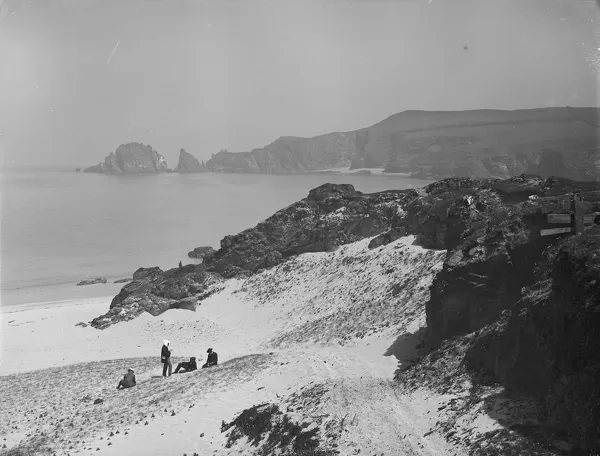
[[0, 235, 483, 456]]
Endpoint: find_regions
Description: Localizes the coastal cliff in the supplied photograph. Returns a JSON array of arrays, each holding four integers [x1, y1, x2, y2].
[[175, 148, 208, 173], [84, 142, 168, 174], [91, 174, 600, 453], [205, 107, 600, 181]]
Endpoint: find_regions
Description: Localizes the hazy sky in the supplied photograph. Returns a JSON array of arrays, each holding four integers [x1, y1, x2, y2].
[[0, 0, 599, 167]]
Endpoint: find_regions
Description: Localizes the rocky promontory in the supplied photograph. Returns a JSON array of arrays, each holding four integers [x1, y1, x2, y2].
[[92, 174, 600, 453], [84, 142, 168, 174], [175, 148, 208, 173]]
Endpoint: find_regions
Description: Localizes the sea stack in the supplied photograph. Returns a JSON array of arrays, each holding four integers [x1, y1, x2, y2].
[[175, 148, 208, 173], [84, 142, 168, 174]]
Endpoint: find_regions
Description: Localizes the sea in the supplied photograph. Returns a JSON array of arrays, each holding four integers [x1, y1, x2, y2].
[[0, 169, 432, 307]]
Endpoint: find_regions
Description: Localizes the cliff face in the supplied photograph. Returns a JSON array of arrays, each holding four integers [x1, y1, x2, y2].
[[389, 175, 600, 454], [464, 233, 600, 451], [84, 143, 168, 174], [206, 107, 600, 180], [206, 133, 356, 173], [175, 148, 208, 173]]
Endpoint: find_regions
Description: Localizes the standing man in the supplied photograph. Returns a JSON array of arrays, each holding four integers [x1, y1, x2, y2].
[[161, 340, 173, 377], [202, 348, 218, 368]]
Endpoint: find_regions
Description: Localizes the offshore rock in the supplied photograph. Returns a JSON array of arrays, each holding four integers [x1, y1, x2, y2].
[[77, 277, 107, 286], [175, 148, 208, 173], [84, 143, 168, 174]]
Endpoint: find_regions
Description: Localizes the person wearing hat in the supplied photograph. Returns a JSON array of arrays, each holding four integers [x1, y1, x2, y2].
[[161, 340, 173, 377], [117, 368, 136, 389], [174, 356, 197, 374], [202, 348, 218, 368]]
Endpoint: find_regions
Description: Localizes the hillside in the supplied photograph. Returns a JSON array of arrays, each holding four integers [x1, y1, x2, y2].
[[2, 175, 600, 455], [206, 107, 600, 181]]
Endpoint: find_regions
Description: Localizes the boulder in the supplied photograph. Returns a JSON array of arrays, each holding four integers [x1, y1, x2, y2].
[[187, 246, 216, 260], [90, 265, 222, 329]]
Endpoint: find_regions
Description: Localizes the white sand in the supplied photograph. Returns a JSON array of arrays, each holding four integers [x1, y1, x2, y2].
[[0, 235, 483, 456]]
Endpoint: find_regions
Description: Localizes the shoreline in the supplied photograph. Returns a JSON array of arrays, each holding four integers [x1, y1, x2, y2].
[[1, 280, 124, 308]]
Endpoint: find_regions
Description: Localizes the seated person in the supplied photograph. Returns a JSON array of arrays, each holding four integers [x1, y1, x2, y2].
[[174, 357, 197, 374], [201, 348, 218, 368], [117, 368, 136, 389]]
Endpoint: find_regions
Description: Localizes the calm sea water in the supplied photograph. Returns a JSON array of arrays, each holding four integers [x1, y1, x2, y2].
[[0, 170, 432, 306]]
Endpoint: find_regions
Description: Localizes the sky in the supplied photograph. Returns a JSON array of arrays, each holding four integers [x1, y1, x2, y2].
[[0, 0, 599, 168]]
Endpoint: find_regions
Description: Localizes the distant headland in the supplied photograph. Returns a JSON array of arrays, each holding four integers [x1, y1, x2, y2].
[[83, 107, 600, 181]]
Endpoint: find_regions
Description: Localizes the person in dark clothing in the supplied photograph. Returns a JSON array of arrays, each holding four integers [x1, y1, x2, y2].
[[174, 357, 197, 374], [161, 340, 172, 377], [202, 348, 218, 368], [117, 368, 136, 389], [179, 261, 183, 268]]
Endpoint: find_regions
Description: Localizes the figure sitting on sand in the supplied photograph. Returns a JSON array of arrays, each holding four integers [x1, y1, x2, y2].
[[202, 348, 218, 368], [174, 357, 197, 374], [161, 340, 173, 377], [117, 368, 136, 389]]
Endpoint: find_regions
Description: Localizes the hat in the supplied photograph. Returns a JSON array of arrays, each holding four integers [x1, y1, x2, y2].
[[164, 340, 170, 346], [128, 368, 134, 373], [207, 348, 213, 353]]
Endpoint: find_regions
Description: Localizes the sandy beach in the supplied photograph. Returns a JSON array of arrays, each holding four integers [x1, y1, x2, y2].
[[0, 236, 496, 456]]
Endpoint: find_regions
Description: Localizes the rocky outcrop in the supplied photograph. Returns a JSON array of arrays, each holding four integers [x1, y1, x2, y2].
[[175, 148, 208, 173], [84, 143, 168, 174], [463, 232, 600, 452], [206, 108, 600, 180], [89, 265, 222, 329], [187, 246, 216, 261], [202, 183, 412, 274], [77, 277, 107, 286], [94, 183, 414, 327], [113, 278, 132, 284], [383, 174, 600, 453]]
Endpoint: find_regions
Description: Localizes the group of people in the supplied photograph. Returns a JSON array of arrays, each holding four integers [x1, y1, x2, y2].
[[115, 340, 219, 389], [160, 340, 218, 377]]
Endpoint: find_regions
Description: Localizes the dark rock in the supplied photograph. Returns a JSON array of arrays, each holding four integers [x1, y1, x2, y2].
[[207, 183, 412, 274], [187, 246, 216, 260], [77, 277, 107, 286], [84, 142, 168, 174], [465, 232, 600, 452], [75, 168, 82, 172], [114, 278, 132, 284], [75, 322, 88, 328], [368, 227, 407, 249], [93, 399, 103, 405], [175, 148, 208, 173], [90, 265, 222, 329]]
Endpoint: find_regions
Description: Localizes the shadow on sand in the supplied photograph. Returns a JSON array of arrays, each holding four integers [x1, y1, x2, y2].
[[383, 327, 431, 373]]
